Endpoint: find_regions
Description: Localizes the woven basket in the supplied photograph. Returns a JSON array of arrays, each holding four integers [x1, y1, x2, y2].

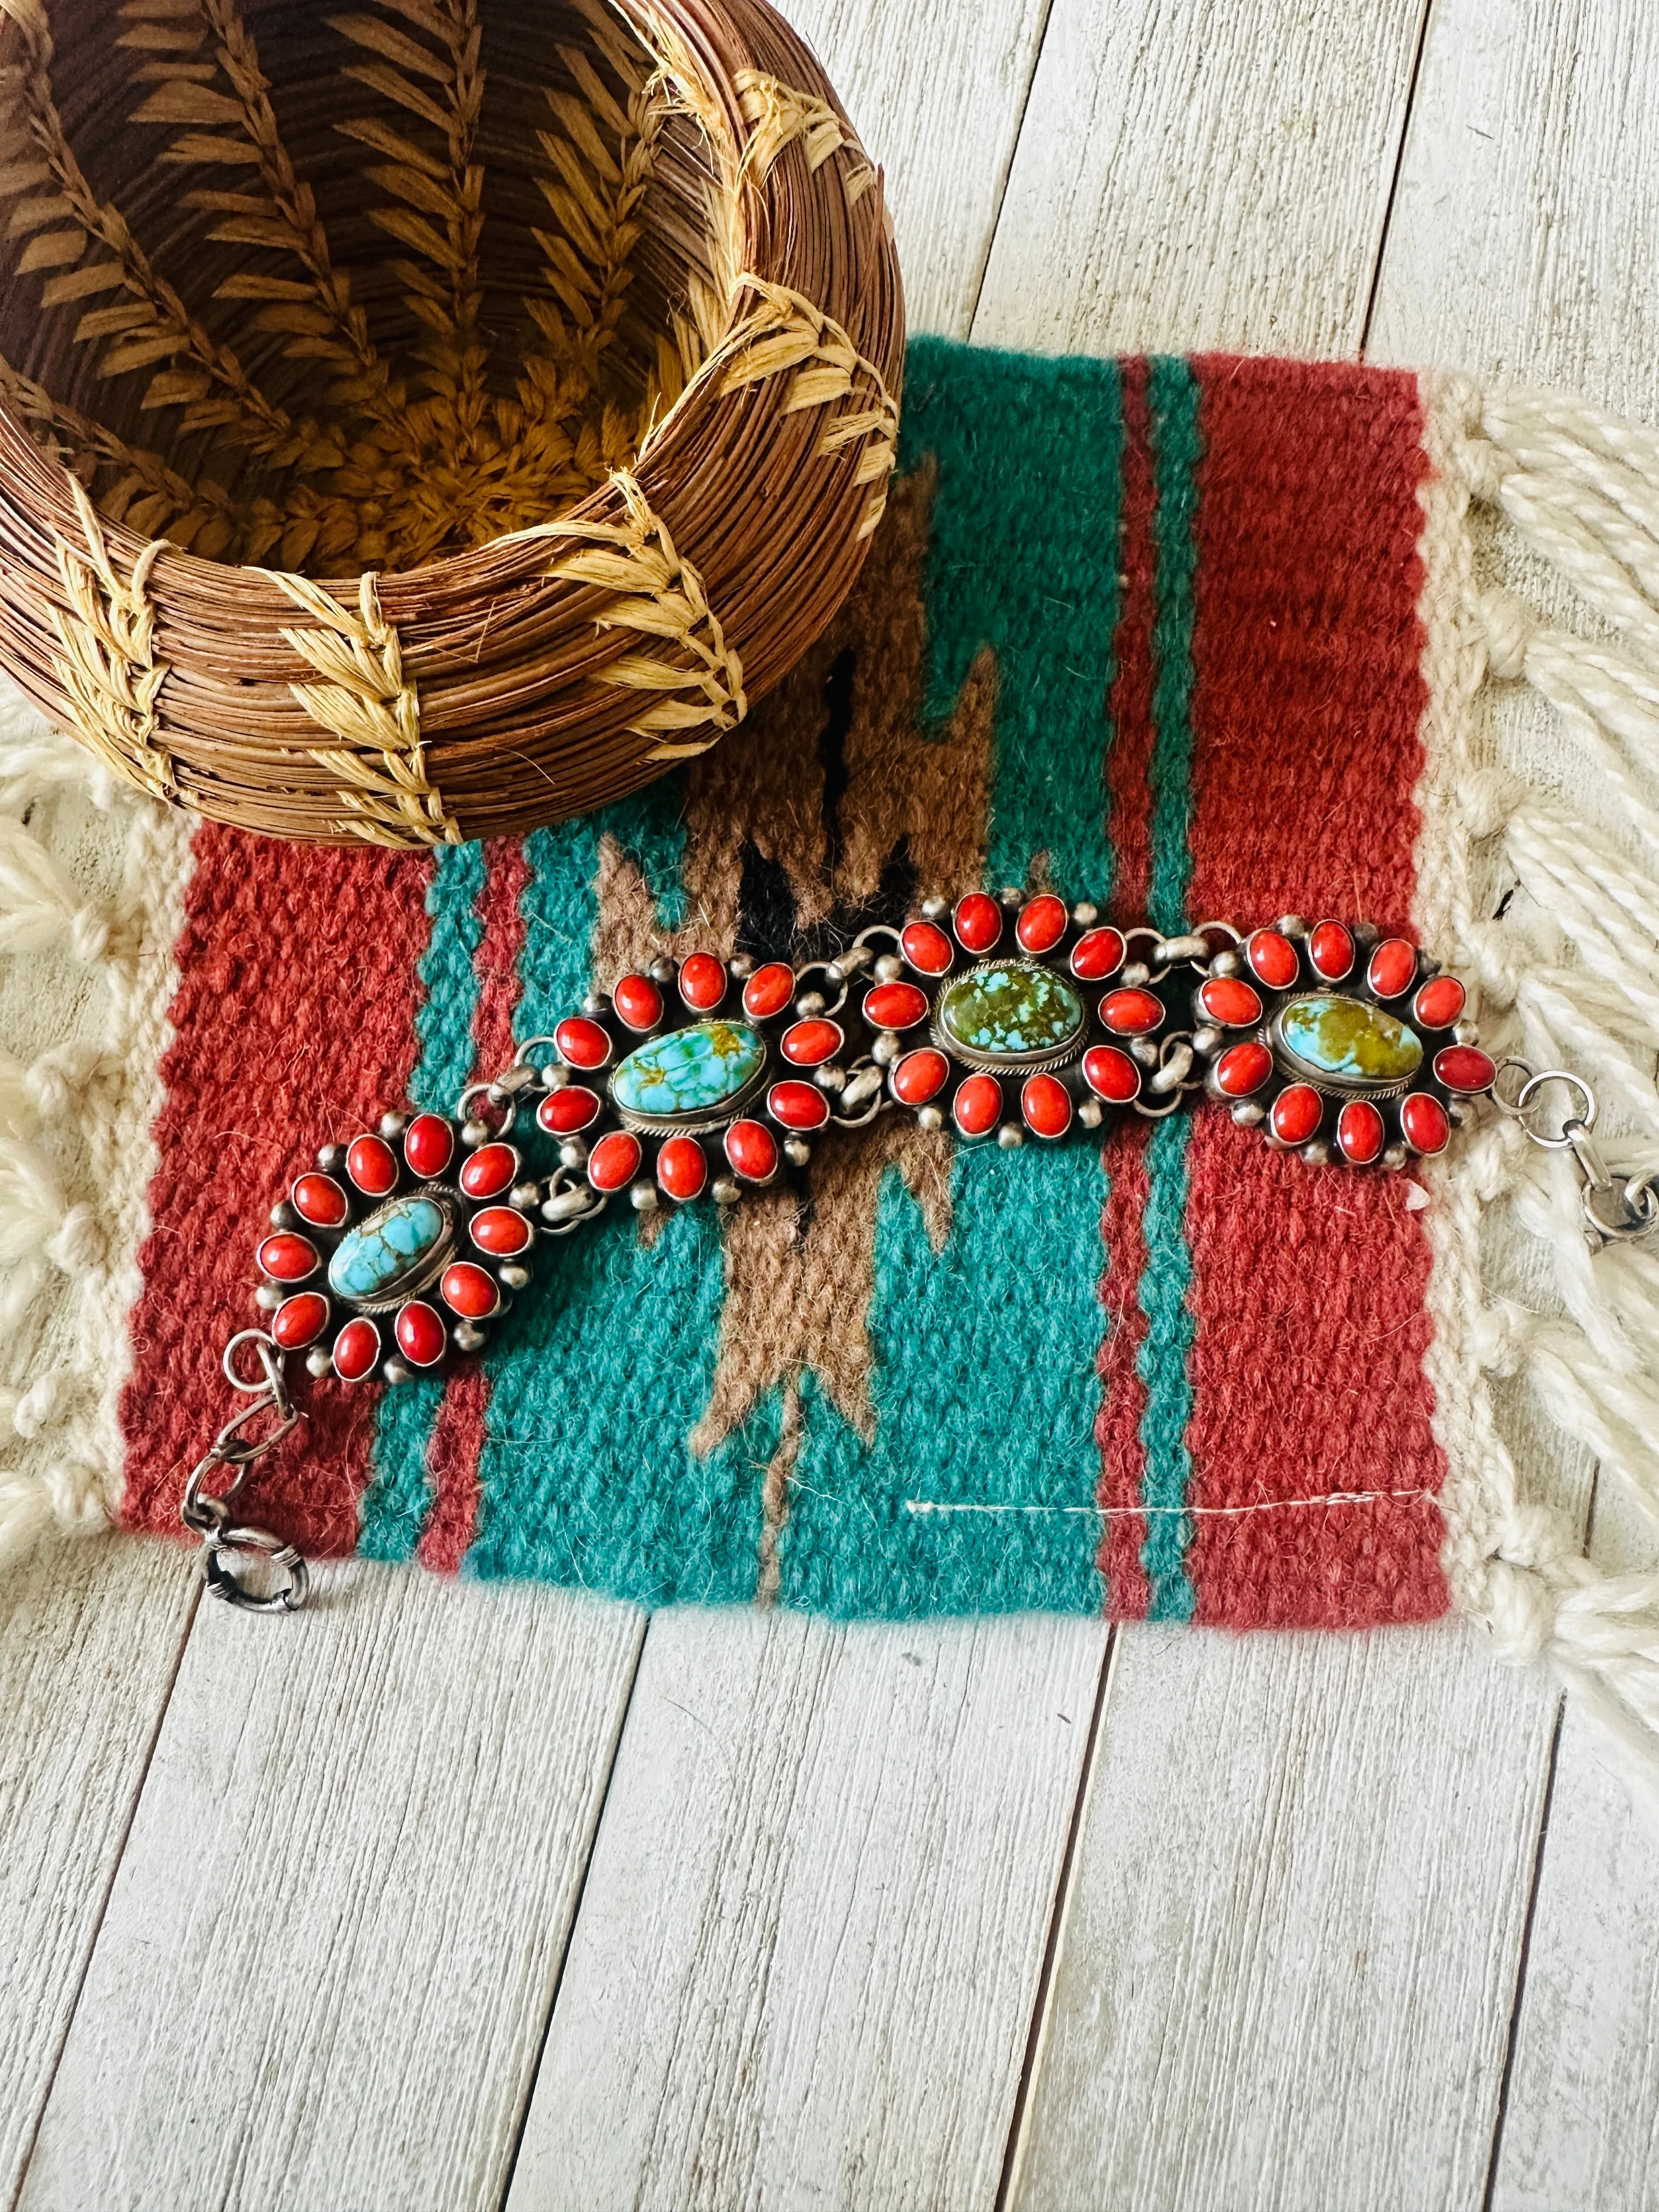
[[0, 0, 902, 844]]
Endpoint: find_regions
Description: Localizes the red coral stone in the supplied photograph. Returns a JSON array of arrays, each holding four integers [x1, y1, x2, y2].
[[1367, 936, 1417, 1000], [781, 1018, 842, 1066], [1020, 1073, 1072, 1138], [291, 1172, 348, 1228], [440, 1261, 500, 1319], [891, 1048, 949, 1105], [656, 1135, 709, 1201], [953, 891, 1003, 952], [1308, 921, 1355, 981], [1434, 1045, 1496, 1094], [1082, 1045, 1140, 1102], [1100, 988, 1164, 1036], [767, 1080, 830, 1131], [331, 1316, 381, 1383], [470, 1204, 534, 1254], [1271, 1084, 1323, 1145], [1337, 1099, 1385, 1164], [725, 1118, 778, 1182], [346, 1134, 398, 1196], [1070, 927, 1125, 981], [900, 921, 954, 976], [1246, 928, 1300, 989], [403, 1112, 455, 1180], [538, 1085, 601, 1136], [272, 1291, 329, 1350], [741, 961, 796, 1019], [612, 973, 663, 1031], [1015, 894, 1068, 954], [555, 1015, 611, 1070], [1414, 975, 1467, 1031], [585, 1132, 642, 1194], [1199, 976, 1262, 1028], [1215, 1041, 1273, 1096], [257, 1231, 319, 1283], [862, 981, 928, 1032], [1401, 1091, 1451, 1155], [396, 1300, 447, 1368], [952, 1072, 1002, 1137], [678, 952, 727, 1011], [460, 1143, 518, 1199]]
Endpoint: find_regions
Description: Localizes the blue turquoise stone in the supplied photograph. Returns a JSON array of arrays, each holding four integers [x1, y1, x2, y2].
[[328, 1195, 448, 1302], [1278, 993, 1423, 1084], [939, 959, 1084, 1059], [610, 1018, 765, 1118]]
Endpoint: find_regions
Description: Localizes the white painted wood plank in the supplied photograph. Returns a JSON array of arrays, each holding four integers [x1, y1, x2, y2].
[[1008, 1626, 1556, 2212], [509, 1609, 1104, 2212], [18, 1566, 642, 2212], [0, 1536, 197, 2202], [785, 0, 1053, 338], [1370, 3, 1659, 2202], [973, 0, 1428, 356]]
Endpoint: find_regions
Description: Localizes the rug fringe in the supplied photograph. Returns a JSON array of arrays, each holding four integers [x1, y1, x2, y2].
[[1419, 374, 1659, 1817]]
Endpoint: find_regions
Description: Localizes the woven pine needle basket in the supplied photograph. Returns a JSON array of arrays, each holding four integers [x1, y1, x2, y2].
[[0, 0, 902, 843]]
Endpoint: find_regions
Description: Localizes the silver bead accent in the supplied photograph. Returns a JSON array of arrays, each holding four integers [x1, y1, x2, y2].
[[1071, 901, 1099, 927], [453, 1323, 486, 1354], [1276, 914, 1307, 938], [305, 1346, 333, 1379], [712, 1176, 741, 1205], [1121, 960, 1150, 986], [728, 953, 756, 979], [317, 1142, 344, 1173], [541, 1063, 569, 1091], [255, 1283, 283, 1311], [873, 953, 902, 983], [1352, 921, 1380, 946], [1192, 1024, 1222, 1055], [871, 1032, 900, 1065], [1453, 1019, 1479, 1045], [269, 1199, 295, 1229], [510, 1182, 541, 1212], [629, 1181, 659, 1212], [1209, 949, 1241, 977], [499, 1263, 531, 1290], [581, 990, 606, 1017], [920, 895, 949, 919], [823, 962, 845, 985], [1448, 1101, 1470, 1127], [461, 1119, 491, 1148], [916, 1105, 944, 1132], [783, 1137, 812, 1168], [382, 1358, 411, 1386], [1077, 1097, 1104, 1130], [558, 1137, 588, 1169], [814, 1063, 847, 1091], [794, 989, 827, 1017], [996, 1122, 1024, 1148], [379, 1109, 408, 1139], [1232, 1101, 1266, 1126], [998, 885, 1023, 907], [1300, 1139, 1333, 1167], [1383, 1142, 1409, 1171], [649, 956, 675, 985], [1129, 1037, 1161, 1067]]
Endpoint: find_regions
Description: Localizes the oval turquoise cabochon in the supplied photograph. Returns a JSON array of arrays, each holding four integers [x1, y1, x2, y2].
[[1278, 993, 1423, 1085], [610, 1018, 766, 1119], [329, 1193, 448, 1304], [939, 960, 1085, 1060]]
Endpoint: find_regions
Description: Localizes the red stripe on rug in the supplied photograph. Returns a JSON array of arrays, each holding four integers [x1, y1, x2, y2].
[[121, 828, 432, 1556], [416, 836, 532, 1572], [1179, 357, 1448, 1628]]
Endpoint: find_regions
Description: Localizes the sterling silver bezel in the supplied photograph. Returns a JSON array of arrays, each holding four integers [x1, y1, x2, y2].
[[929, 956, 1091, 1075], [605, 1018, 772, 1136], [326, 1183, 461, 1315], [1265, 992, 1424, 1102]]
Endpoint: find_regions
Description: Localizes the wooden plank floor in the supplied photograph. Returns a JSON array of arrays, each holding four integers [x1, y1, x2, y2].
[[4, 1, 1658, 2205]]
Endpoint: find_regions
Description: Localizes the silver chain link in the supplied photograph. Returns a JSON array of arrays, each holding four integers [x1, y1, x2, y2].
[[1492, 1058, 1659, 1248], [179, 1330, 309, 1612]]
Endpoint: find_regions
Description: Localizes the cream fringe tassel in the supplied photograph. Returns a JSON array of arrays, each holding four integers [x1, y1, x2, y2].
[[1418, 375, 1659, 1820], [0, 676, 191, 1574]]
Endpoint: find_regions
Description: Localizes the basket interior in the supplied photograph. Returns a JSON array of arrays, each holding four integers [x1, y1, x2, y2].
[[0, 0, 738, 572]]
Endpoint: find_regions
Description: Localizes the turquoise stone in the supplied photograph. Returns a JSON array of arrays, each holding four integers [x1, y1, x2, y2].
[[328, 1194, 448, 1303], [611, 1018, 766, 1119], [939, 960, 1084, 1060], [1278, 992, 1423, 1085]]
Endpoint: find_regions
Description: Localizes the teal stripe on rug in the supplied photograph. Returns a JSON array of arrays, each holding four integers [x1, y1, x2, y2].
[[359, 840, 489, 1564], [464, 777, 766, 1599], [774, 342, 1127, 1615], [1135, 354, 1204, 1622]]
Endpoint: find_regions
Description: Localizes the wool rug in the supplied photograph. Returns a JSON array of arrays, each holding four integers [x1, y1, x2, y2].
[[2, 342, 1656, 1774]]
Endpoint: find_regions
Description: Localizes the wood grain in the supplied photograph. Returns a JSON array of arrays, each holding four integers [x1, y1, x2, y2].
[[508, 1609, 1105, 2212], [0, 1537, 196, 2203], [973, 0, 1428, 354], [18, 1566, 642, 2212]]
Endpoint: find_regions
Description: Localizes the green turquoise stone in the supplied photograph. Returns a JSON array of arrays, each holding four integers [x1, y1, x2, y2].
[[328, 1194, 447, 1302], [1279, 992, 1423, 1085], [611, 1018, 765, 1119], [939, 959, 1084, 1060]]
